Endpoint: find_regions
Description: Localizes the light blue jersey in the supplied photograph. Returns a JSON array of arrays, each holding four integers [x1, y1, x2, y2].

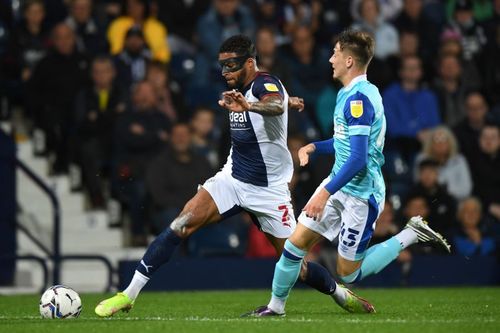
[[332, 75, 386, 204]]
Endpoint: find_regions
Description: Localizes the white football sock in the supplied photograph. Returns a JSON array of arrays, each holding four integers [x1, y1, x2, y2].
[[395, 228, 418, 249], [268, 295, 286, 314], [332, 283, 347, 303], [123, 270, 149, 300]]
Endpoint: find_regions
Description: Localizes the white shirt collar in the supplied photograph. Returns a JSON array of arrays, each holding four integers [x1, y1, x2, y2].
[[344, 74, 367, 91]]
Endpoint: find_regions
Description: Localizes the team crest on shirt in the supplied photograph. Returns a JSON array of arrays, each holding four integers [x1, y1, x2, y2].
[[264, 83, 279, 92], [350, 100, 364, 118]]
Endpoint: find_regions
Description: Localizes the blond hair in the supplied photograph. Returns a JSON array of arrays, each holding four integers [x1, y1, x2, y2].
[[422, 126, 459, 160]]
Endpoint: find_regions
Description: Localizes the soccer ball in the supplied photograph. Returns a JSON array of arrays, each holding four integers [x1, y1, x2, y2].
[[39, 285, 82, 319]]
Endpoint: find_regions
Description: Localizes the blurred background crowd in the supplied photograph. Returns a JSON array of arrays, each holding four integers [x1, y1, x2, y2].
[[0, 0, 499, 265]]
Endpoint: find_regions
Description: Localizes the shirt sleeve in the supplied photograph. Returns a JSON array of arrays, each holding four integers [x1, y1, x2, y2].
[[343, 91, 375, 136], [252, 74, 285, 101]]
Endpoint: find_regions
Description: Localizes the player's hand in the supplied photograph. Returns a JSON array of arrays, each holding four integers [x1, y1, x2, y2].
[[298, 143, 316, 167], [288, 96, 304, 112], [218, 90, 250, 113], [303, 188, 330, 221]]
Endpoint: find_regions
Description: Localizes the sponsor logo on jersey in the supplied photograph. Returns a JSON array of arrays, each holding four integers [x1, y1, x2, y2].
[[350, 100, 363, 118], [334, 122, 346, 139], [264, 83, 279, 92], [230, 111, 250, 128]]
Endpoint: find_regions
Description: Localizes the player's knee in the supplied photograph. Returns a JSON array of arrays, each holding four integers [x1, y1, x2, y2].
[[170, 212, 195, 238]]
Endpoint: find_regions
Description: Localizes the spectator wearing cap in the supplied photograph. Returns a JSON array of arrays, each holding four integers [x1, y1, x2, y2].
[[113, 26, 151, 91], [107, 0, 170, 63], [442, 0, 488, 63]]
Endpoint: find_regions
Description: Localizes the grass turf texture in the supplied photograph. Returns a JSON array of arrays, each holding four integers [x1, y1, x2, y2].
[[1, 288, 499, 333]]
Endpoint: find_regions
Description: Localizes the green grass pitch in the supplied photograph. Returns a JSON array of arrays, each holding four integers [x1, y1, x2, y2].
[[1, 287, 499, 333]]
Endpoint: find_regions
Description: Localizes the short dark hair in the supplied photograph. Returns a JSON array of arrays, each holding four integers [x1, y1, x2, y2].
[[219, 34, 257, 58], [418, 158, 439, 171], [335, 30, 375, 68]]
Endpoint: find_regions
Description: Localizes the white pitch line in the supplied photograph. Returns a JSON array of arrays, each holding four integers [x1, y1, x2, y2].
[[0, 315, 321, 323], [0, 316, 497, 324]]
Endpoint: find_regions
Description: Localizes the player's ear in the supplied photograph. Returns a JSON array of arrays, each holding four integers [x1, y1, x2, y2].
[[346, 55, 354, 69]]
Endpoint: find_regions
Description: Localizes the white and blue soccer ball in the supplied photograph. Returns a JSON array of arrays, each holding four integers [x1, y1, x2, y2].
[[39, 285, 82, 319]]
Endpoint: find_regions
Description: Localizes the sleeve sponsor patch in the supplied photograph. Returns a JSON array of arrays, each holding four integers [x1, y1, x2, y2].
[[350, 100, 364, 118], [264, 83, 279, 92]]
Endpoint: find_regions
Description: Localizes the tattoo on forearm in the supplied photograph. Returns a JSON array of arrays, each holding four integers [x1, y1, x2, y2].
[[249, 97, 284, 116]]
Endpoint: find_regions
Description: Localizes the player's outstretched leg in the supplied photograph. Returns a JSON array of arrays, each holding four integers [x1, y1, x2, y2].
[[338, 216, 450, 285]]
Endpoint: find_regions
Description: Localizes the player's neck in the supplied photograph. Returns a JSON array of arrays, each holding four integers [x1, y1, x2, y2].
[[342, 70, 367, 87], [242, 71, 258, 89]]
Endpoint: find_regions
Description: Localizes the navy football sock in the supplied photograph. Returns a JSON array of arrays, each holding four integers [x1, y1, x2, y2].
[[303, 261, 337, 295], [136, 227, 182, 278]]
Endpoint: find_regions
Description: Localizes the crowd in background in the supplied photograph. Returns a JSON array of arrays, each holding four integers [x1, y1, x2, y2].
[[0, 0, 499, 265]]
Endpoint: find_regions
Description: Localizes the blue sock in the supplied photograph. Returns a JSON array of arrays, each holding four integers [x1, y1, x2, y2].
[[303, 261, 337, 294], [136, 227, 182, 278], [272, 240, 305, 299], [357, 236, 401, 281]]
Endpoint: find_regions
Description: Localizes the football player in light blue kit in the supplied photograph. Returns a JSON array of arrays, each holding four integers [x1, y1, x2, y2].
[[246, 30, 450, 317]]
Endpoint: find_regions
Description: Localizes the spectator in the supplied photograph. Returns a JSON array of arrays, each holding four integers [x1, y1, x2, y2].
[[64, 0, 108, 56], [453, 197, 496, 256], [431, 53, 479, 127], [480, 3, 500, 106], [113, 26, 151, 91], [74, 56, 127, 209], [113, 81, 170, 245], [392, 0, 441, 63], [437, 35, 481, 89], [195, 0, 255, 86], [254, 26, 291, 88], [409, 158, 457, 238], [468, 124, 500, 222], [442, 0, 488, 62], [415, 126, 472, 201], [383, 55, 440, 164], [9, 0, 49, 82], [107, 0, 170, 63], [350, 0, 403, 22], [282, 0, 322, 36], [27, 23, 89, 174], [282, 25, 329, 117], [252, 0, 284, 38], [145, 123, 213, 233], [145, 61, 186, 124], [190, 107, 219, 169], [453, 90, 489, 162], [351, 0, 399, 60], [156, 0, 210, 55]]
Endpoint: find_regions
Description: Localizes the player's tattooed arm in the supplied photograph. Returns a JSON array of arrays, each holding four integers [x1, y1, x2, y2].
[[218, 90, 284, 116], [248, 95, 284, 116]]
